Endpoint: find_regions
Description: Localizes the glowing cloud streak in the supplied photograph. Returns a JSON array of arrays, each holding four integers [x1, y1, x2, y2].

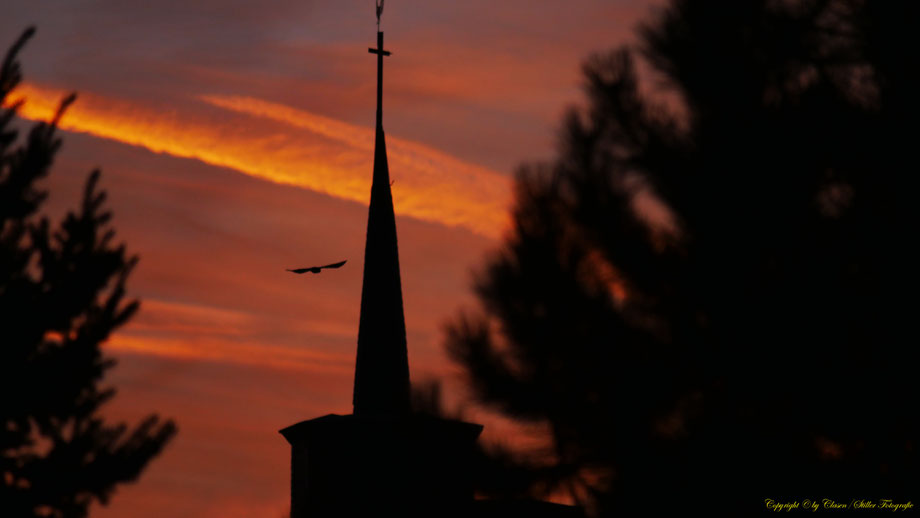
[[109, 334, 354, 373], [11, 83, 511, 237], [104, 298, 355, 372]]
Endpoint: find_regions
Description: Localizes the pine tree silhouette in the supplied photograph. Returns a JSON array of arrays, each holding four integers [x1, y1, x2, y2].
[[446, 1, 919, 515], [1, 28, 176, 518]]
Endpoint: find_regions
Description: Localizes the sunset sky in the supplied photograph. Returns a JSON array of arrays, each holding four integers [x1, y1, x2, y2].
[[3, 1, 659, 516]]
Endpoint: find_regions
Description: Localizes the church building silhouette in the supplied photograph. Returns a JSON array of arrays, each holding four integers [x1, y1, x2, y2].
[[280, 24, 582, 518]]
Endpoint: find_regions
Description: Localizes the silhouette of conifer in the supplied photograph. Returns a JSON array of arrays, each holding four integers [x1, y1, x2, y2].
[[446, 1, 918, 515], [0, 28, 176, 518]]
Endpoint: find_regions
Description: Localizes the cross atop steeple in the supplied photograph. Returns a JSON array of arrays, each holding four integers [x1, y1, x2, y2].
[[368, 31, 390, 129]]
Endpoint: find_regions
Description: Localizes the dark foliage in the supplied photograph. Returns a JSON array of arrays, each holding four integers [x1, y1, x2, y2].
[[0, 28, 176, 518], [446, 1, 918, 515]]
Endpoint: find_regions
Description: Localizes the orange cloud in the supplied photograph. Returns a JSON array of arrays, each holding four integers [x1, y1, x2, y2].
[[105, 298, 355, 372], [11, 82, 511, 237], [109, 332, 353, 374]]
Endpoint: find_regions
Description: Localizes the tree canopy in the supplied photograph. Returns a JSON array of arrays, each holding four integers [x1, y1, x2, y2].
[[446, 1, 918, 515], [1, 28, 176, 518]]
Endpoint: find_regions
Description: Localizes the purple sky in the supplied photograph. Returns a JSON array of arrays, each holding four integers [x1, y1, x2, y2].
[[2, 1, 660, 516]]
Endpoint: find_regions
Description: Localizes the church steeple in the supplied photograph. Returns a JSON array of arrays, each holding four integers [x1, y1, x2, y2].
[[280, 12, 487, 516], [352, 28, 410, 416]]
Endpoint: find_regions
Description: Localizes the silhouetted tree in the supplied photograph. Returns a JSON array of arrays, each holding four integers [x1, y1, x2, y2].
[[446, 1, 918, 515], [0, 28, 176, 518]]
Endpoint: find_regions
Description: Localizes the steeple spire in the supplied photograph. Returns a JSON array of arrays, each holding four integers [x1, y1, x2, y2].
[[352, 28, 410, 416]]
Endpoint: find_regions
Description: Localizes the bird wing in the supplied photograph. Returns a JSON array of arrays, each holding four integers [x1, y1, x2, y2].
[[287, 268, 309, 274], [319, 260, 347, 270]]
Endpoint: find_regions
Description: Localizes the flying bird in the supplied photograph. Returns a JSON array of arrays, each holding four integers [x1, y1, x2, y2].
[[287, 260, 347, 275]]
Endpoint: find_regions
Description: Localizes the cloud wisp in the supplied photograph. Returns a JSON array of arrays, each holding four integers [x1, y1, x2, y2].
[[12, 82, 511, 237]]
